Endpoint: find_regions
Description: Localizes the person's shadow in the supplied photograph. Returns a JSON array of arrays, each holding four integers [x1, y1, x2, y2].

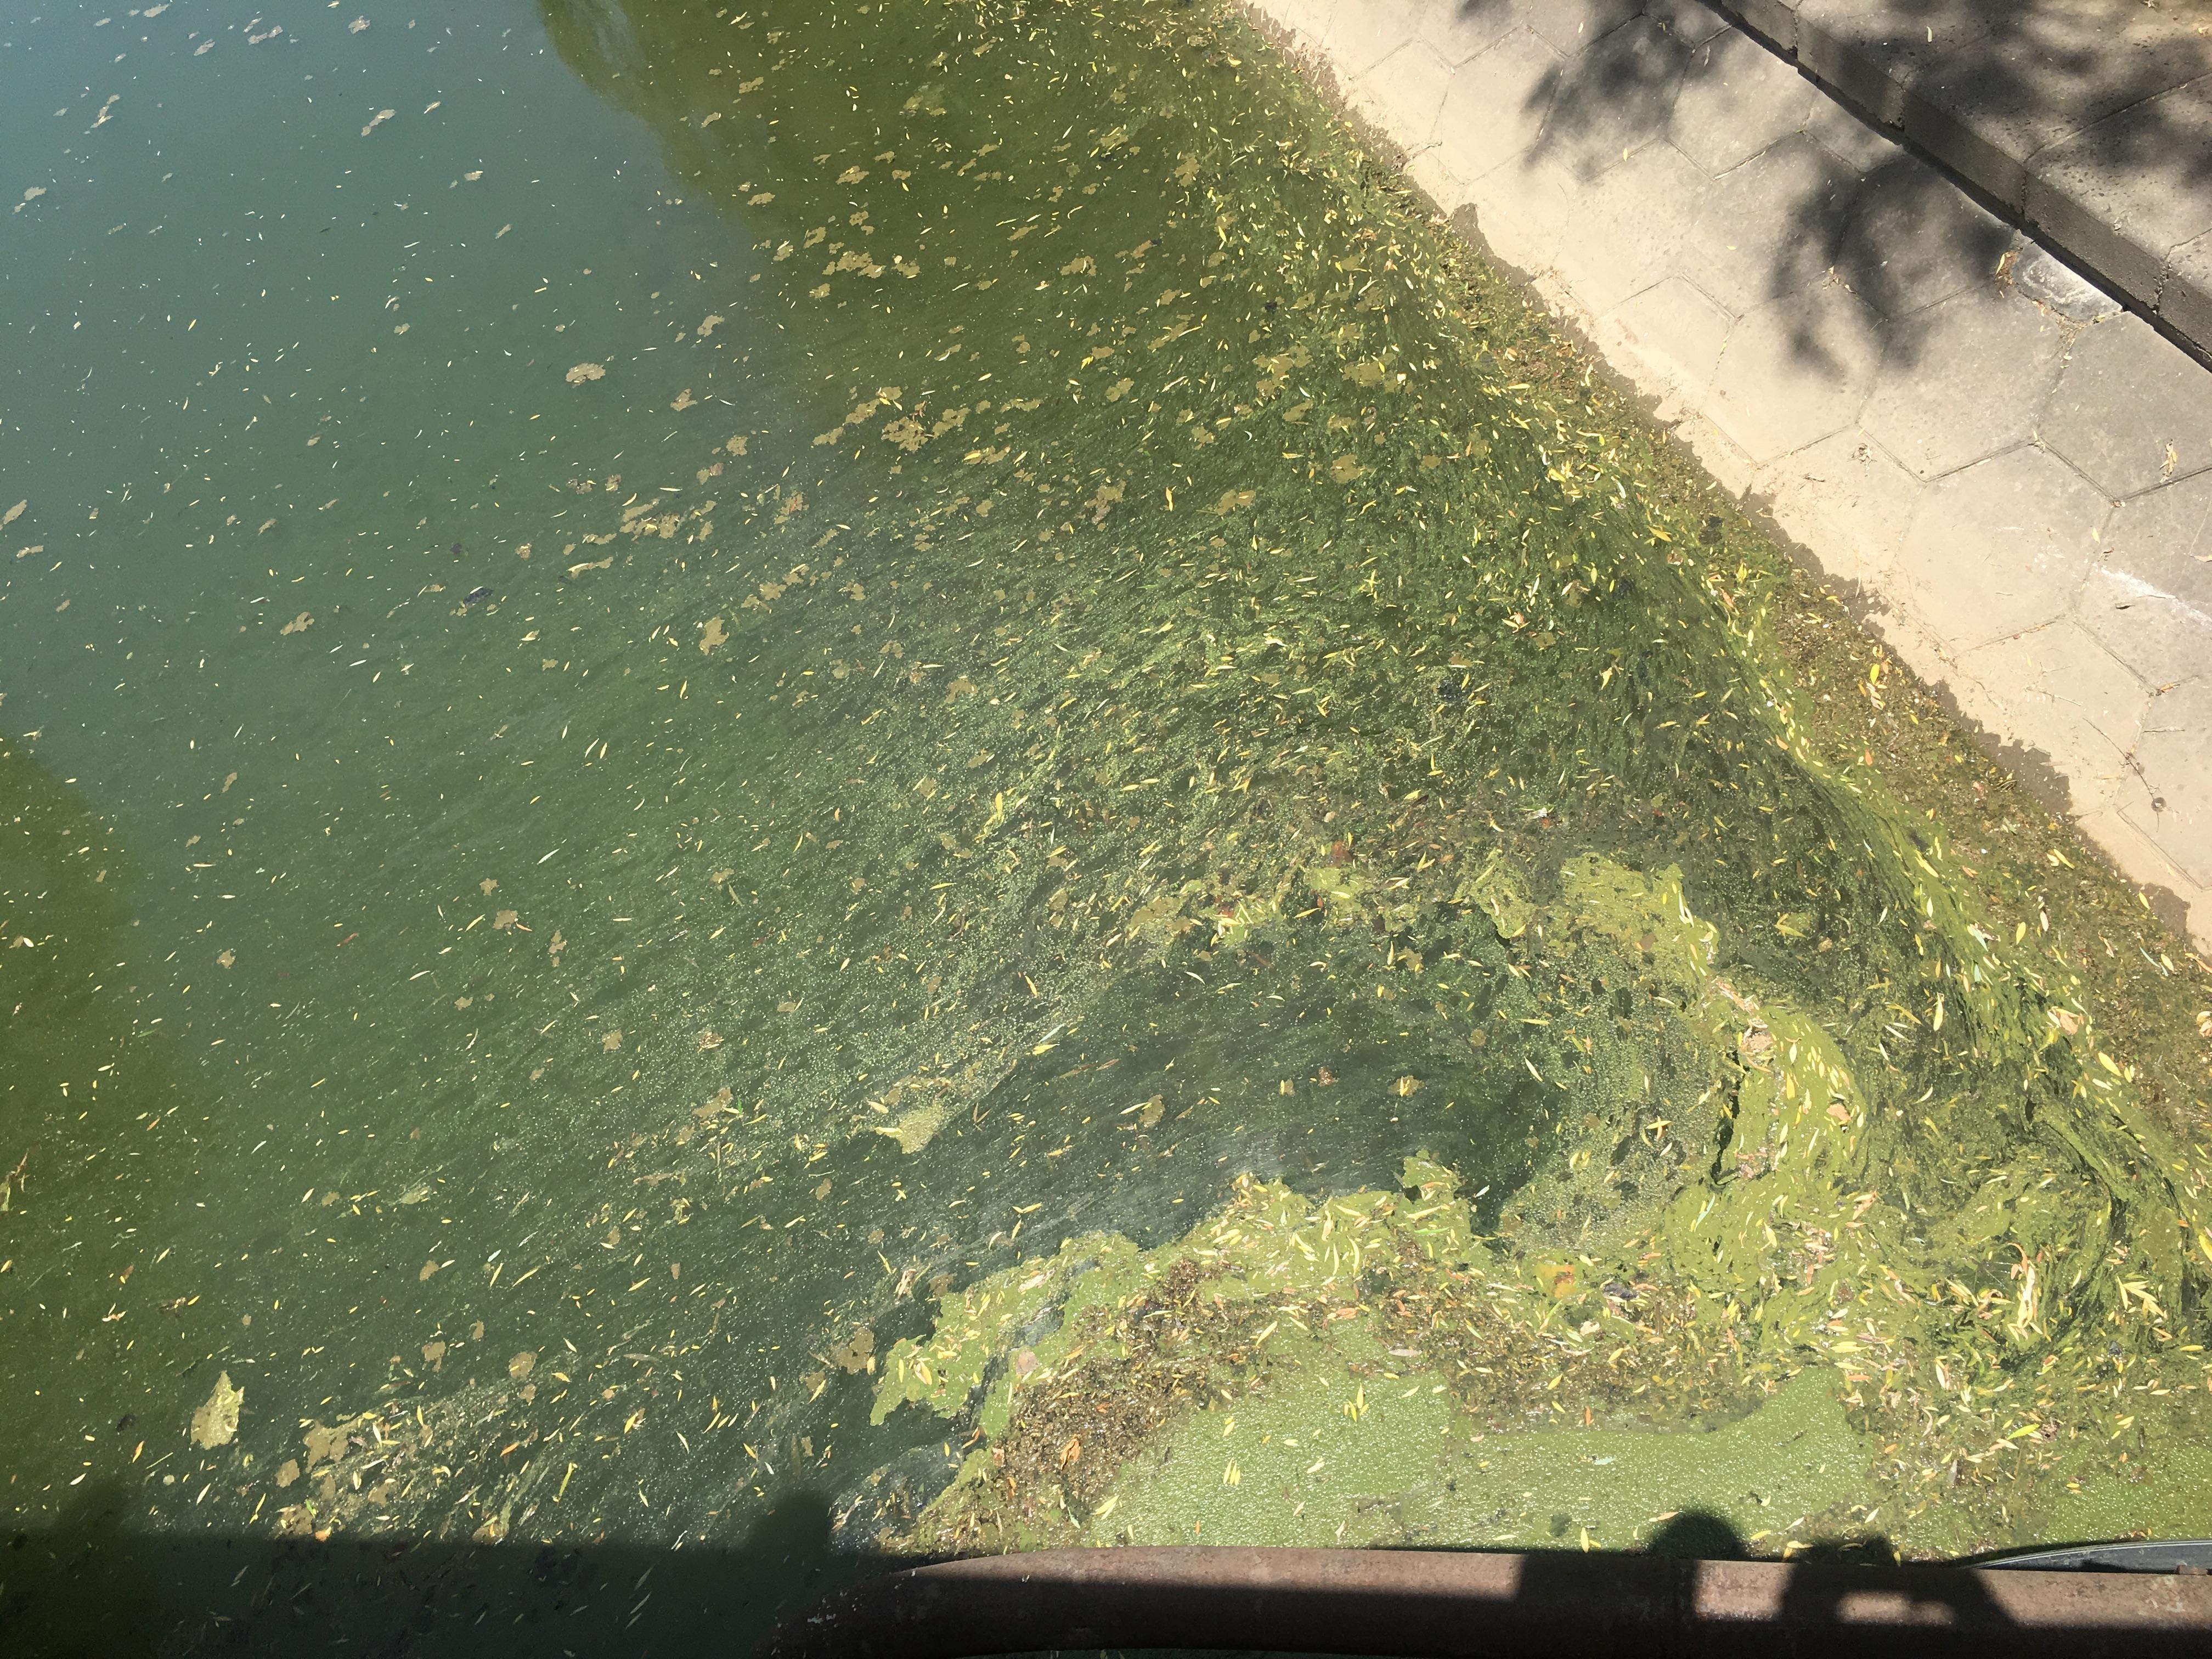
[[1643, 1509, 1748, 1560], [1513, 1508, 2025, 1659]]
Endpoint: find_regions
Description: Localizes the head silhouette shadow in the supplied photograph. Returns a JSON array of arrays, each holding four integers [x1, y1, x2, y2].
[[1644, 1508, 1748, 1559]]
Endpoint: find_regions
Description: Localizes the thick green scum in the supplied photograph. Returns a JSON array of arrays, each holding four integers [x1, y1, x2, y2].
[[3, 0, 2208, 1595]]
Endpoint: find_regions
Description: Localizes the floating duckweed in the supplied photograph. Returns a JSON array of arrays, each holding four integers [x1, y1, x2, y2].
[[1, 0, 2205, 1597]]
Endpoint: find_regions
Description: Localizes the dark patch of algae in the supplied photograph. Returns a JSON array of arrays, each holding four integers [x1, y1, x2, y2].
[[513, 0, 2212, 1563]]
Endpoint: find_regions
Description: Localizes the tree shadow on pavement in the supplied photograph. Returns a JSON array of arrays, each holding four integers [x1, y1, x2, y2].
[[1771, 0, 2212, 209], [1485, 0, 2207, 371]]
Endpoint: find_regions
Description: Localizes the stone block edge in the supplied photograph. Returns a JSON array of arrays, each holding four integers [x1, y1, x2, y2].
[[1694, 0, 2209, 365]]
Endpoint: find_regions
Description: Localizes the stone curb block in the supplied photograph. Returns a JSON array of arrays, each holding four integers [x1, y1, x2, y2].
[[1697, 0, 2212, 364]]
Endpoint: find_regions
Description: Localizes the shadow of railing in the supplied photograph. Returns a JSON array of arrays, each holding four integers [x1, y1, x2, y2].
[[0, 1480, 889, 1659], [10, 1484, 2210, 1658], [753, 1532, 2212, 1658]]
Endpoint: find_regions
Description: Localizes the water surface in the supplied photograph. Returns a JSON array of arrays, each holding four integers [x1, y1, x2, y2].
[[5, 0, 2211, 1649]]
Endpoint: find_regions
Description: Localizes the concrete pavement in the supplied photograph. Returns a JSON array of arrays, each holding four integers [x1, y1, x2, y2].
[[1246, 0, 2212, 952]]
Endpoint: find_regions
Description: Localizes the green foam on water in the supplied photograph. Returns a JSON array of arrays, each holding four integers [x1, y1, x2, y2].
[[4, 0, 2208, 1602], [1100, 1357, 1871, 1553]]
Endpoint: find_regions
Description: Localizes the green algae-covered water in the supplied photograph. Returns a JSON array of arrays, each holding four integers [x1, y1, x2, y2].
[[5, 0, 2212, 1650]]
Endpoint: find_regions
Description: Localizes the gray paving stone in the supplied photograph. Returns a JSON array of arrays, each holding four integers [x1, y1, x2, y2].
[[1351, 38, 1457, 145], [1405, 145, 1472, 212], [1528, 15, 1692, 178], [1835, 151, 2012, 321], [1725, 0, 1801, 54], [1643, 0, 1733, 49], [1956, 620, 2152, 815], [2041, 314, 2212, 500], [1707, 283, 1885, 461], [1758, 427, 1924, 593], [1675, 411, 1762, 495], [1609, 274, 1736, 396], [2009, 242, 2123, 325], [1521, 0, 1642, 58], [1901, 1, 2211, 214], [1432, 29, 1566, 187], [1413, 0, 1526, 66], [1801, 90, 1898, 172], [2105, 479, 2212, 600], [1279, 0, 2212, 945], [1896, 447, 2109, 651], [1796, 0, 2001, 127], [1321, 0, 1421, 80], [2079, 563, 2212, 695], [2084, 471, 2212, 688], [1457, 149, 1584, 277], [1554, 142, 1712, 313], [2128, 678, 2212, 888], [1701, 0, 2212, 363], [1669, 26, 1819, 176], [1681, 133, 1860, 312], [2026, 74, 2212, 314], [1258, 0, 1337, 44], [1860, 285, 2070, 479], [2164, 230, 2212, 352]]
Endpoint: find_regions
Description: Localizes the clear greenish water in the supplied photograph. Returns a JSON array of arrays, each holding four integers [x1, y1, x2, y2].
[[4, 0, 2211, 1651]]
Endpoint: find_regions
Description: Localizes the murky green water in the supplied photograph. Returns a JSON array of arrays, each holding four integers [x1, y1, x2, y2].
[[5, 0, 2211, 1650]]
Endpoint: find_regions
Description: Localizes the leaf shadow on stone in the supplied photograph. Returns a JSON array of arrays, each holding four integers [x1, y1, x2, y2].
[[1481, 0, 2208, 375], [1521, 12, 1694, 182], [1783, 0, 2212, 207]]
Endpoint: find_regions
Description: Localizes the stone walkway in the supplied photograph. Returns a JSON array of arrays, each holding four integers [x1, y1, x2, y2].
[[1246, 0, 2212, 953], [1720, 0, 2212, 362]]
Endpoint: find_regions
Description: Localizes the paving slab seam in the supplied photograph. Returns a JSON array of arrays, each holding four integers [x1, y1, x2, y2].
[[1238, 0, 2212, 955], [1697, 0, 2212, 370]]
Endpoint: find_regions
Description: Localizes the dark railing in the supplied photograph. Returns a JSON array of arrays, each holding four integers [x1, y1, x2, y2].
[[757, 1544, 2212, 1659]]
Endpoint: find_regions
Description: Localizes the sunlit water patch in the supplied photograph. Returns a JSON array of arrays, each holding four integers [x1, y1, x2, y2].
[[4, 0, 2211, 1645]]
